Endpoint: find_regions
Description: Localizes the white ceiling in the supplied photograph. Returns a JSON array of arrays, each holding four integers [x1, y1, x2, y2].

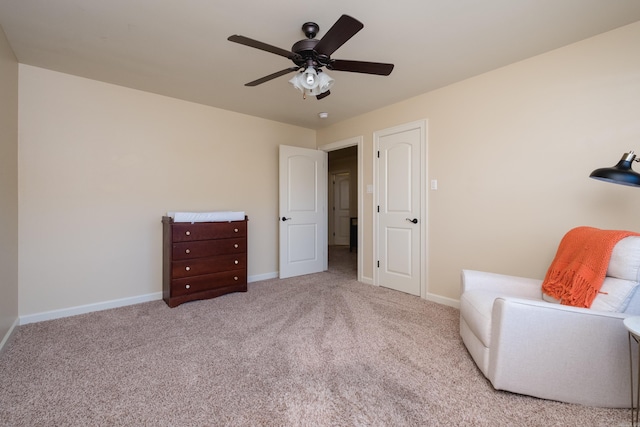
[[1, 1, 640, 130]]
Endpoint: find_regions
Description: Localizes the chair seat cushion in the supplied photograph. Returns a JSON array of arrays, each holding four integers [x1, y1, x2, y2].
[[459, 290, 502, 348]]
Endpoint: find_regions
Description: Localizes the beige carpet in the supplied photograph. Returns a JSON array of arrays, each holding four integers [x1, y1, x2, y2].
[[0, 247, 628, 426]]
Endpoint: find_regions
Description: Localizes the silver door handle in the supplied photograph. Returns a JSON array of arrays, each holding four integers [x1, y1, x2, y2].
[[281, 217, 291, 221], [406, 218, 418, 224]]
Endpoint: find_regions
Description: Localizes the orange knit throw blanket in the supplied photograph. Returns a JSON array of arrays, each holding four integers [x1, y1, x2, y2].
[[542, 226, 640, 308]]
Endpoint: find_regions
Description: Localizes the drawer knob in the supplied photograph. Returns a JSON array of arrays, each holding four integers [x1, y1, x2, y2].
[[234, 260, 239, 265], [185, 231, 191, 236], [234, 244, 239, 248], [185, 266, 191, 271], [234, 228, 239, 233], [185, 284, 190, 289], [185, 249, 190, 254], [234, 276, 238, 281]]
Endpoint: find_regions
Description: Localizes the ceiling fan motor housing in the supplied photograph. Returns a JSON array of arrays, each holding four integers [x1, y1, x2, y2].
[[291, 38, 330, 68]]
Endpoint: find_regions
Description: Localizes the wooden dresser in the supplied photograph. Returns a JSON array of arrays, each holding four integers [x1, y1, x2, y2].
[[162, 216, 248, 307]]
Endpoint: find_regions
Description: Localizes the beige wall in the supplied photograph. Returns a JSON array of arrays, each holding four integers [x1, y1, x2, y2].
[[0, 26, 19, 344], [18, 65, 315, 316], [317, 22, 640, 302]]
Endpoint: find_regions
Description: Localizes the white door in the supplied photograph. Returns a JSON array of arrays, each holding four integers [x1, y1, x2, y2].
[[279, 145, 328, 278], [376, 123, 424, 296], [332, 172, 351, 246]]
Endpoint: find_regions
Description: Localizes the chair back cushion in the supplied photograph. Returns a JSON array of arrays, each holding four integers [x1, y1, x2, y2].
[[607, 236, 640, 282], [607, 236, 640, 313], [591, 277, 638, 312]]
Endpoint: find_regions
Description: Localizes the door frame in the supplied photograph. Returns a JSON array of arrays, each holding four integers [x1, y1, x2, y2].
[[318, 136, 364, 283], [373, 120, 428, 298]]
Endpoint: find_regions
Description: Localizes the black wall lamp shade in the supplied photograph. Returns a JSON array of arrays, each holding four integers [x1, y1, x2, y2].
[[590, 151, 640, 187]]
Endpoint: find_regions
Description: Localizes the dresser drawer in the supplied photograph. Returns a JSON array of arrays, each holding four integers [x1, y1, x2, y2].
[[170, 270, 247, 297], [172, 221, 246, 242], [172, 238, 246, 260], [171, 253, 247, 278]]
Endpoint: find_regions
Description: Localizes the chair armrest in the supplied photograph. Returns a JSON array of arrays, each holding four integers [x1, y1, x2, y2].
[[488, 297, 631, 407], [461, 269, 542, 299]]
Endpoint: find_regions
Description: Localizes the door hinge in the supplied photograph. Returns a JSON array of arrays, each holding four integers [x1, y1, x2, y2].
[[377, 260, 380, 268], [377, 205, 380, 213], [377, 151, 380, 158]]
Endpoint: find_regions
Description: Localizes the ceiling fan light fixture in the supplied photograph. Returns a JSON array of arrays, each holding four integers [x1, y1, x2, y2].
[[300, 67, 319, 90], [317, 71, 334, 93], [288, 73, 305, 92], [289, 69, 333, 97]]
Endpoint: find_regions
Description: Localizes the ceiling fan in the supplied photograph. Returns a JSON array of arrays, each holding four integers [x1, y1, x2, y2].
[[227, 14, 394, 100]]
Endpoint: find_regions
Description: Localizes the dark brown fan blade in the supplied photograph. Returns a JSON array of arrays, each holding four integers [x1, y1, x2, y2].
[[228, 35, 297, 60], [329, 60, 394, 76], [245, 67, 299, 86], [314, 15, 364, 57], [316, 90, 331, 100]]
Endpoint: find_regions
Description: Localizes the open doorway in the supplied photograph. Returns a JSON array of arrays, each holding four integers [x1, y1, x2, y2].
[[327, 145, 358, 278]]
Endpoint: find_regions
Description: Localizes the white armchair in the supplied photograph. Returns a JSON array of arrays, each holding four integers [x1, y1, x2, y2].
[[459, 236, 640, 408]]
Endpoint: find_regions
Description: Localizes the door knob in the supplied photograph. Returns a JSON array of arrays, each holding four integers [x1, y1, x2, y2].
[[281, 217, 291, 221], [406, 218, 418, 224]]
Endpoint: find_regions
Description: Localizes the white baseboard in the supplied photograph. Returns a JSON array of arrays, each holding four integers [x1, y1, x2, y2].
[[17, 274, 279, 326], [19, 292, 163, 325], [248, 272, 278, 282], [359, 275, 373, 285], [0, 317, 19, 353], [361, 279, 459, 309], [425, 293, 460, 309]]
